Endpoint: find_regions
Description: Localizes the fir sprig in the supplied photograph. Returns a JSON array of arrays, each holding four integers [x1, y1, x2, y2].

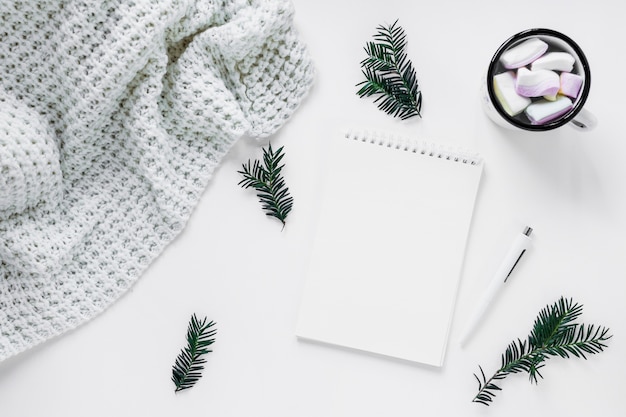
[[171, 314, 217, 393], [356, 19, 422, 120], [238, 143, 293, 228], [473, 297, 612, 406]]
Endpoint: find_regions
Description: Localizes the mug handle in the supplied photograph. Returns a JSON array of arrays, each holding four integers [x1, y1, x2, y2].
[[569, 108, 597, 131]]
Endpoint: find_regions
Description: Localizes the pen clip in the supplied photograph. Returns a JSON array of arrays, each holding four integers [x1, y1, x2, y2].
[[504, 249, 526, 283]]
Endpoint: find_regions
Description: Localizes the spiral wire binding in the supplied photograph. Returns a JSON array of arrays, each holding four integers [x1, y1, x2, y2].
[[344, 130, 482, 166]]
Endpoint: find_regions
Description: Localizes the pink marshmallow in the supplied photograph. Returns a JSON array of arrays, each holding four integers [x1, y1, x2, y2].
[[515, 67, 560, 98], [500, 38, 549, 69], [559, 72, 584, 99]]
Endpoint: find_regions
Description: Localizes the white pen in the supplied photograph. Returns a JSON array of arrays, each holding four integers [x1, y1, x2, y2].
[[459, 226, 533, 346]]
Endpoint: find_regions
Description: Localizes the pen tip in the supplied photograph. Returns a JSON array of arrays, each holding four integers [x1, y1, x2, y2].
[[523, 226, 533, 236]]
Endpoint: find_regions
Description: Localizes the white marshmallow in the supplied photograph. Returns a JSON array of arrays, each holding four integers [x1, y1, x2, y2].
[[493, 71, 531, 116], [530, 52, 575, 72], [500, 38, 548, 69], [524, 95, 573, 125], [515, 67, 560, 98]]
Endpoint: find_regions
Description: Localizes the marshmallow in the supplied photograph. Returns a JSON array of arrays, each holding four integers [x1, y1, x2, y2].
[[543, 93, 558, 101], [524, 95, 573, 125], [515, 67, 560, 98], [500, 38, 548, 69], [530, 52, 575, 72], [559, 72, 584, 98], [493, 71, 531, 116]]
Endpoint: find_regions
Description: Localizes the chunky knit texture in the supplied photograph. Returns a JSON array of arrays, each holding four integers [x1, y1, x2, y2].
[[0, 0, 314, 361]]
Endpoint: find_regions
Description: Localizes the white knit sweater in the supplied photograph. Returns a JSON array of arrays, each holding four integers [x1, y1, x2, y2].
[[0, 0, 313, 361]]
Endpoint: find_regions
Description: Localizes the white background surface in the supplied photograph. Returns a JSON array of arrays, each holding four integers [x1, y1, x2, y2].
[[1, 1, 625, 416]]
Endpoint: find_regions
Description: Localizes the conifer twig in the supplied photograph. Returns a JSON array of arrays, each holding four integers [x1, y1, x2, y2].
[[356, 19, 422, 119], [238, 143, 293, 228], [473, 297, 612, 406], [171, 314, 217, 392]]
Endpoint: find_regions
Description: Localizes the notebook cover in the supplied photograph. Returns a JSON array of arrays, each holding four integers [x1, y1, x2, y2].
[[296, 131, 483, 366]]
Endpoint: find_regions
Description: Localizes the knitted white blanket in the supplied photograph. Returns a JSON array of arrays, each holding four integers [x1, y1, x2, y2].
[[0, 0, 313, 361]]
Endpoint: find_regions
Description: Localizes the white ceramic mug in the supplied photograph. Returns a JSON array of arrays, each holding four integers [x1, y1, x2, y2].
[[481, 28, 597, 132]]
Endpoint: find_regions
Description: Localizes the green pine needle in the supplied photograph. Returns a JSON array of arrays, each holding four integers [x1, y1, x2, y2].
[[356, 19, 422, 120], [238, 143, 293, 228], [473, 297, 612, 406], [171, 314, 217, 393]]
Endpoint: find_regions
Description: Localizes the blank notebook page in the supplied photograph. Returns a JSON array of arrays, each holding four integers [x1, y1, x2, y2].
[[296, 130, 483, 367]]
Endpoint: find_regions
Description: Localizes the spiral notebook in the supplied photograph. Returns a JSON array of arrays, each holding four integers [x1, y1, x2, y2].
[[296, 130, 483, 367]]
